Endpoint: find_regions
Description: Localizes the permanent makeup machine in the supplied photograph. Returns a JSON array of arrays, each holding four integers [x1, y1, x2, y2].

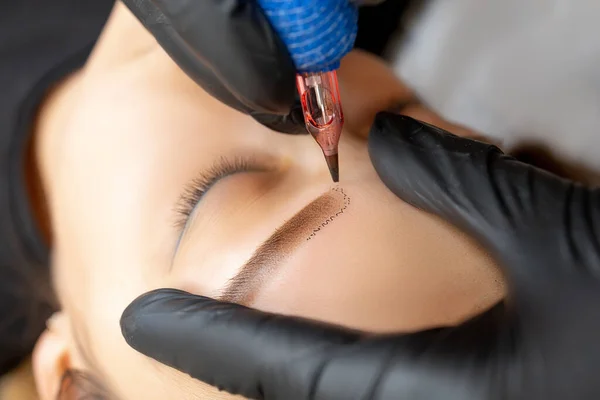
[[258, 0, 358, 183]]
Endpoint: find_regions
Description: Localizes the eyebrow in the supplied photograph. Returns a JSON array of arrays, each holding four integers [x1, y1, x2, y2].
[[219, 187, 349, 305]]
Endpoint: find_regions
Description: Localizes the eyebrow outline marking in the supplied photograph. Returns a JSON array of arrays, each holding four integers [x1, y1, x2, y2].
[[307, 187, 350, 241]]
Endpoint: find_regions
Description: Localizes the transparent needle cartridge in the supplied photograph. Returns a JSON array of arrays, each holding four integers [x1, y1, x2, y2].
[[296, 70, 344, 182]]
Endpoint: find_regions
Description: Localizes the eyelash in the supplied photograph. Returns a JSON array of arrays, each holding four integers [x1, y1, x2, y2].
[[175, 156, 266, 229]]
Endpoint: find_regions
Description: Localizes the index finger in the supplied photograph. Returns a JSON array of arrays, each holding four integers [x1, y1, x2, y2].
[[120, 289, 361, 399]]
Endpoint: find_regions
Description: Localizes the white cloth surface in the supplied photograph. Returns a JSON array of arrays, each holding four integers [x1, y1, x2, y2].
[[390, 0, 600, 172]]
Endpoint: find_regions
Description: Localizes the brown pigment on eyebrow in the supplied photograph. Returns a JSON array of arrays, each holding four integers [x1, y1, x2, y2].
[[220, 187, 349, 305], [306, 187, 350, 241]]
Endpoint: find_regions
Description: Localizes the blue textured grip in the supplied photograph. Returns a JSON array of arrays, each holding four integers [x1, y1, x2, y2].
[[257, 0, 358, 73]]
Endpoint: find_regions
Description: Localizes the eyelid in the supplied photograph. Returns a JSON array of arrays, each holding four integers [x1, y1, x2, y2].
[[174, 156, 270, 230]]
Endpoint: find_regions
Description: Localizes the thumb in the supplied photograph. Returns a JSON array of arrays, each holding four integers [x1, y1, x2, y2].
[[367, 113, 595, 281], [368, 113, 522, 242]]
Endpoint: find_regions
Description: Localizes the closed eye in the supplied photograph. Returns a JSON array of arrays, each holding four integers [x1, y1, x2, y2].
[[174, 156, 269, 230]]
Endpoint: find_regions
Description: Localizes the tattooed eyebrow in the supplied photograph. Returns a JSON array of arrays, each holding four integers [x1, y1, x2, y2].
[[219, 187, 350, 304]]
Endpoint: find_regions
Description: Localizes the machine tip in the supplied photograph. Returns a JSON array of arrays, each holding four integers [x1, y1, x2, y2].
[[325, 154, 339, 182], [296, 70, 343, 184]]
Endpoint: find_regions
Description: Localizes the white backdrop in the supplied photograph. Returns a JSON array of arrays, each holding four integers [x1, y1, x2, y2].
[[389, 0, 600, 174]]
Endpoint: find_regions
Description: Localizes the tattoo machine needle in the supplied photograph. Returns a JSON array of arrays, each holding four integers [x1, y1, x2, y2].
[[296, 71, 344, 182]]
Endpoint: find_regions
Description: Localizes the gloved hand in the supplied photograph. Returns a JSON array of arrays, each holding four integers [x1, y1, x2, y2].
[[121, 0, 302, 133], [120, 112, 600, 400], [120, 0, 382, 134]]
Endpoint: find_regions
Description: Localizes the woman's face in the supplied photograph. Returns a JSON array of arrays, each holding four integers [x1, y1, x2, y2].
[[34, 4, 503, 399]]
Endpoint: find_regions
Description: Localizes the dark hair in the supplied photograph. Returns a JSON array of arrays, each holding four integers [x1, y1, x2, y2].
[[25, 263, 114, 399], [57, 369, 112, 399]]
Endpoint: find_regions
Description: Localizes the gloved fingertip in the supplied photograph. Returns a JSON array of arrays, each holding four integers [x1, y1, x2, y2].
[[120, 289, 168, 346], [370, 112, 498, 156], [371, 112, 422, 138], [368, 113, 421, 156], [251, 99, 307, 135], [288, 102, 307, 131], [120, 289, 214, 345], [120, 303, 146, 351]]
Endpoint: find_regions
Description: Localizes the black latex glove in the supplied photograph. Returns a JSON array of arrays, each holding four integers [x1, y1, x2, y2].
[[121, 113, 600, 400], [120, 0, 388, 134], [120, 0, 305, 134]]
